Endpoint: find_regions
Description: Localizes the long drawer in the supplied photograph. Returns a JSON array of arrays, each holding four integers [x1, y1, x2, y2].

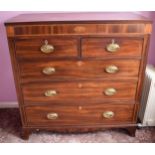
[[25, 103, 135, 126], [19, 60, 140, 83], [15, 37, 78, 59], [10, 23, 148, 36], [22, 81, 137, 104], [82, 37, 143, 58]]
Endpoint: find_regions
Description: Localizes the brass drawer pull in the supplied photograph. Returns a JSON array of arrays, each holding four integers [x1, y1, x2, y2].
[[103, 111, 115, 119], [104, 88, 117, 96], [106, 39, 120, 52], [47, 112, 58, 120], [40, 40, 54, 54], [44, 90, 57, 97], [42, 67, 56, 75], [105, 65, 119, 74]]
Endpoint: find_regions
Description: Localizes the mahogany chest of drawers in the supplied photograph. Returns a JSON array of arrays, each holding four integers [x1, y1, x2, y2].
[[5, 13, 152, 139]]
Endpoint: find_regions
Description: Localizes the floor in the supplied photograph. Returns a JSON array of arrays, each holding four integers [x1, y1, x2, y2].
[[0, 108, 155, 143]]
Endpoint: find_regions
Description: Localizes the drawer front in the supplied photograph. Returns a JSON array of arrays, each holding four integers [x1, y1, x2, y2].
[[25, 103, 135, 126], [15, 37, 78, 59], [20, 60, 140, 83], [22, 81, 137, 104], [9, 23, 148, 36], [82, 38, 143, 58]]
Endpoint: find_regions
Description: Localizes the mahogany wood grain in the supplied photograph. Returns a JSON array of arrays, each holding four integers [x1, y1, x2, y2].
[[7, 38, 27, 125], [82, 37, 143, 58], [5, 13, 152, 37], [6, 23, 152, 37], [5, 13, 152, 139], [15, 37, 78, 58], [19, 60, 140, 83], [5, 13, 151, 24], [21, 125, 137, 140], [22, 81, 137, 104], [25, 103, 135, 126]]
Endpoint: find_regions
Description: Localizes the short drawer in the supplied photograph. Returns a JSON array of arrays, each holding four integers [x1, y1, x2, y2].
[[82, 37, 143, 58], [25, 103, 135, 126], [15, 37, 78, 59], [19, 60, 140, 83], [22, 81, 137, 104]]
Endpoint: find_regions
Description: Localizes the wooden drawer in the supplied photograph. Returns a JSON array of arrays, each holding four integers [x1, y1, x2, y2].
[[25, 103, 135, 126], [15, 37, 78, 59], [82, 37, 143, 58], [19, 60, 140, 83], [22, 81, 137, 104], [7, 23, 150, 37]]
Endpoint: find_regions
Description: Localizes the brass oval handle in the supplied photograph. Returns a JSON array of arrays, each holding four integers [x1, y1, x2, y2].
[[40, 40, 54, 54], [42, 67, 56, 75], [103, 111, 115, 119], [106, 39, 120, 52], [44, 90, 57, 97], [104, 88, 117, 96], [47, 112, 58, 120], [105, 65, 119, 74]]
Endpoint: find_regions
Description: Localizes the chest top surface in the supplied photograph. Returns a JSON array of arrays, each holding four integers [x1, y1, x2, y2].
[[5, 12, 152, 25]]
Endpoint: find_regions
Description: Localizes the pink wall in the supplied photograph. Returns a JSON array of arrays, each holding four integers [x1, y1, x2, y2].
[[0, 11, 155, 102], [138, 12, 155, 65], [0, 11, 47, 101], [0, 12, 25, 101]]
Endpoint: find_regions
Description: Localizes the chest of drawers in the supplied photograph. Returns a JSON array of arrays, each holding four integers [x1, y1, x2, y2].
[[5, 13, 152, 139]]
